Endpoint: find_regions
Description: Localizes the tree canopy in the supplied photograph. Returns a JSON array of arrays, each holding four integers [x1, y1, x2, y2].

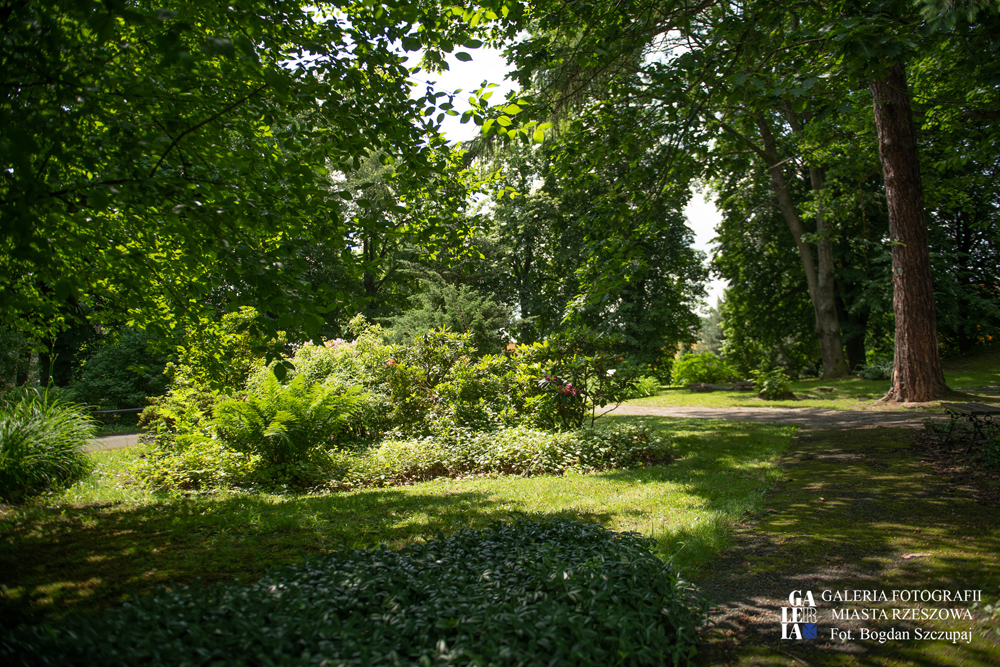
[[1, 0, 521, 345], [5, 1, 999, 402], [492, 0, 1000, 400]]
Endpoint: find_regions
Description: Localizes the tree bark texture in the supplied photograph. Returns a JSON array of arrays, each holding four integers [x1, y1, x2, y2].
[[870, 63, 948, 402], [755, 115, 849, 378]]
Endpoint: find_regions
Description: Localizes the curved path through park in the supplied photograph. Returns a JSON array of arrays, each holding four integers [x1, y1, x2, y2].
[[83, 432, 143, 453], [84, 406, 934, 452], [601, 405, 933, 429]]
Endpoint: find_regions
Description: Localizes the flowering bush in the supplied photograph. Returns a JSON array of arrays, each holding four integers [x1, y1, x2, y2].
[[518, 328, 645, 429]]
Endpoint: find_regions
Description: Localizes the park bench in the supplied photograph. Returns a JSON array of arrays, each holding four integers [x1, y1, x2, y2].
[[940, 402, 1000, 452]]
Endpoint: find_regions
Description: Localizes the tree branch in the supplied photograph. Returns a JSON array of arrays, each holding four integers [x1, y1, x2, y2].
[[148, 84, 268, 178]]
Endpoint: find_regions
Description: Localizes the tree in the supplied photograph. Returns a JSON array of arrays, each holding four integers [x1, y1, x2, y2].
[[387, 272, 513, 355], [502, 0, 1000, 399], [1, 0, 522, 350], [869, 62, 948, 400]]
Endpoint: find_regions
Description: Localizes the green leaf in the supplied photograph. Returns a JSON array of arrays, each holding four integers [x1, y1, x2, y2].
[[455, 52, 473, 62]]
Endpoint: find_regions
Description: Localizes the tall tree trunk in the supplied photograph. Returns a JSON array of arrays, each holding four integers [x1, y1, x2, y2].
[[870, 63, 948, 402], [755, 114, 849, 378]]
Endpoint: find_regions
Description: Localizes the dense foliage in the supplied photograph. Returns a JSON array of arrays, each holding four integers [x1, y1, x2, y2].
[[1, 0, 521, 346], [68, 328, 171, 410], [136, 322, 660, 491], [1, 519, 707, 666], [752, 368, 794, 401], [671, 353, 740, 387], [499, 0, 1000, 401], [856, 357, 895, 381], [213, 374, 364, 468], [0, 389, 94, 501]]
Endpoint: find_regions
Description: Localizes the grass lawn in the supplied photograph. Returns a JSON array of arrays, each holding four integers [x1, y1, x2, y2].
[[627, 342, 1000, 412], [0, 416, 795, 628], [5, 415, 999, 666]]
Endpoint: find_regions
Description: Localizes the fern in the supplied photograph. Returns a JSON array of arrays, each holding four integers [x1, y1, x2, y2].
[[213, 374, 364, 466]]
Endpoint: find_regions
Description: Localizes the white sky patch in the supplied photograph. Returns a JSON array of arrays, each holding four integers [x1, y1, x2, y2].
[[406, 46, 518, 143], [684, 191, 727, 313]]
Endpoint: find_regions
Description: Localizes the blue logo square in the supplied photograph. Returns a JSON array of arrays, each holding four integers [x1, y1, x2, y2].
[[802, 624, 817, 639]]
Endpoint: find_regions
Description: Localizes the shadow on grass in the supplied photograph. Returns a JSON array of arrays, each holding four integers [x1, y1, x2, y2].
[[691, 427, 1000, 667], [0, 416, 800, 631], [0, 486, 621, 628]]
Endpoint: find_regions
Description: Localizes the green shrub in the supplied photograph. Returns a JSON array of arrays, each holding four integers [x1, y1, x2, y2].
[[752, 367, 793, 400], [671, 352, 738, 386], [138, 385, 221, 442], [69, 328, 171, 410], [856, 356, 893, 380], [624, 375, 661, 399], [2, 519, 707, 666], [433, 353, 519, 430], [0, 389, 95, 501], [336, 423, 673, 489], [517, 328, 645, 429], [169, 306, 280, 392], [266, 335, 396, 440], [213, 373, 364, 467], [132, 437, 254, 491]]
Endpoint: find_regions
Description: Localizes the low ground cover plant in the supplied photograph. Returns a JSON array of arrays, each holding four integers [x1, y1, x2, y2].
[[134, 422, 673, 492], [333, 423, 673, 489], [0, 389, 94, 501], [1, 519, 707, 666]]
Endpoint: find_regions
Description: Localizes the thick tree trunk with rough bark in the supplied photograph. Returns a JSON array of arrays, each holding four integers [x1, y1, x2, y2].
[[755, 115, 849, 378], [870, 63, 948, 402]]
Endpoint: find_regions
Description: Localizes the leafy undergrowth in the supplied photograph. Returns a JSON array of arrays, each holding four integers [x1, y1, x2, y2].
[[0, 417, 793, 628], [694, 427, 1000, 666], [2, 519, 707, 667], [133, 423, 674, 493]]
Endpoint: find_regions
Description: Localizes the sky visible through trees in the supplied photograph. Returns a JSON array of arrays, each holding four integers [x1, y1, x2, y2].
[[408, 45, 727, 311], [3, 1, 997, 401]]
